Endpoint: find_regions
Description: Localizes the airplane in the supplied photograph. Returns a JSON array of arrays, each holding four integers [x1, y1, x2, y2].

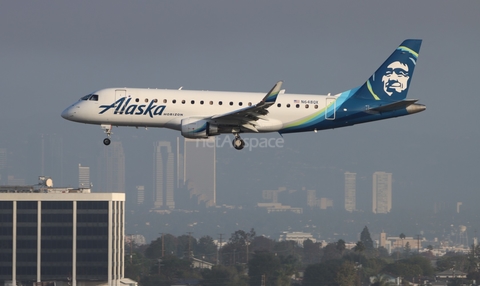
[[61, 39, 425, 150]]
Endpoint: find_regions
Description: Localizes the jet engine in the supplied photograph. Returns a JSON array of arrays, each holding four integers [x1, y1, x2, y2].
[[180, 118, 220, 138]]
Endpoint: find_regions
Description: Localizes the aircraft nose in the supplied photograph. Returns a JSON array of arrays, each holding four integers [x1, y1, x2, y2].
[[61, 106, 74, 120]]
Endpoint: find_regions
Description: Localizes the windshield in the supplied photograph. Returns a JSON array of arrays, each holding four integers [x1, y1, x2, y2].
[[80, 94, 99, 101]]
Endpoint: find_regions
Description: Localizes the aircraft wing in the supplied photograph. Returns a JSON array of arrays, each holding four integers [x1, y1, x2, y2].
[[367, 99, 419, 113], [210, 81, 283, 132]]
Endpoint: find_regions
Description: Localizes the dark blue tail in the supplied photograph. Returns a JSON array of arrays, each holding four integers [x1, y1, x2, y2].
[[354, 39, 422, 102]]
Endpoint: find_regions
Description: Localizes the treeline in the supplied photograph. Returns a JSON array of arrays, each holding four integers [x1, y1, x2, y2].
[[125, 226, 480, 286]]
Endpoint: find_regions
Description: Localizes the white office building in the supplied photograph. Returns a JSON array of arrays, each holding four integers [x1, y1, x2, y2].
[[0, 184, 133, 286]]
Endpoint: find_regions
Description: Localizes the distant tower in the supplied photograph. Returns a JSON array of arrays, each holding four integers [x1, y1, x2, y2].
[[153, 141, 175, 209], [184, 138, 216, 207], [98, 141, 126, 193], [344, 172, 356, 212], [0, 148, 7, 184], [372, 172, 392, 214], [78, 164, 90, 188], [307, 190, 317, 208], [319, 198, 333, 210], [136, 185, 145, 205], [176, 137, 184, 188], [457, 225, 469, 247]]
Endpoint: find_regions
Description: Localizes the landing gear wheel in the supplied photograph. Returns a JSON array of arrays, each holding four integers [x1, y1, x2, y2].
[[232, 138, 245, 150], [103, 138, 111, 146]]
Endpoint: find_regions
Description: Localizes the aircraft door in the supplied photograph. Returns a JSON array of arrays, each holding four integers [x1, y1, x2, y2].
[[325, 98, 336, 120], [115, 89, 126, 100]]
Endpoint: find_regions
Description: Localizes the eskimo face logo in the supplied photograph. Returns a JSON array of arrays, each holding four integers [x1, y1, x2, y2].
[[382, 61, 410, 96]]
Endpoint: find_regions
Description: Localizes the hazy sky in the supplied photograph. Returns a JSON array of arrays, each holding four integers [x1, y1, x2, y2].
[[1, 1, 479, 211]]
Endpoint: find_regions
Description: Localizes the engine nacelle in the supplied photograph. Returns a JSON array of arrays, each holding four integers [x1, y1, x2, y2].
[[181, 118, 220, 139]]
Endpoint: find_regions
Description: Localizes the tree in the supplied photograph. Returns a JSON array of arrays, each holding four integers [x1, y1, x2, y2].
[[399, 233, 406, 250], [222, 229, 256, 265], [322, 242, 342, 262], [303, 260, 343, 286], [360, 226, 374, 250], [201, 265, 248, 286], [251, 236, 275, 253], [354, 241, 366, 253], [336, 239, 346, 254], [145, 234, 177, 259], [303, 239, 322, 265], [403, 242, 411, 258], [371, 274, 390, 286], [382, 256, 433, 278], [334, 261, 358, 286], [248, 251, 281, 286], [196, 235, 217, 262], [177, 234, 197, 258]]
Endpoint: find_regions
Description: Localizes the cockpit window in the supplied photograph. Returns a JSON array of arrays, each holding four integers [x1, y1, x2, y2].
[[81, 94, 99, 101]]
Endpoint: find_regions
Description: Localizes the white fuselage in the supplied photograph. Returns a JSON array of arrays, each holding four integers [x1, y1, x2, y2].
[[62, 88, 339, 133]]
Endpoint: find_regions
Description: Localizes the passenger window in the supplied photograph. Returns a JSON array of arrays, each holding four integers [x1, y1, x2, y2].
[[287, 104, 291, 108], [239, 102, 243, 106], [219, 101, 223, 105], [182, 100, 186, 104], [248, 102, 252, 106], [277, 103, 281, 107], [296, 104, 300, 108], [209, 101, 213, 105], [145, 98, 149, 103], [163, 99, 167, 103], [172, 99, 176, 104], [314, 105, 318, 109], [135, 98, 140, 102], [229, 102, 233, 106], [191, 100, 195, 104], [200, 100, 204, 105], [305, 104, 309, 109]]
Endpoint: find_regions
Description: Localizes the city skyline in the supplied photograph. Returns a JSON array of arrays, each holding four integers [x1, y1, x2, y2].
[[0, 1, 479, 241]]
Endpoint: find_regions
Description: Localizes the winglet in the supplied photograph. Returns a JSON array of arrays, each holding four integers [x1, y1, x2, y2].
[[262, 81, 283, 104]]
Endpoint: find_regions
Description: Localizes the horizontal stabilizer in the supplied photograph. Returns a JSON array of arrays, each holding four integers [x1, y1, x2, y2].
[[368, 99, 418, 113]]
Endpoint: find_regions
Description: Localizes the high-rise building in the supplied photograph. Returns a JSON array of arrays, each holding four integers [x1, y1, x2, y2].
[[344, 172, 356, 212], [372, 172, 392, 214], [97, 141, 125, 193], [319, 197, 333, 210], [307, 190, 317, 208], [176, 137, 184, 188], [78, 164, 90, 188], [0, 187, 130, 286], [184, 138, 216, 207], [153, 142, 175, 209], [0, 148, 7, 185], [136, 185, 145, 205]]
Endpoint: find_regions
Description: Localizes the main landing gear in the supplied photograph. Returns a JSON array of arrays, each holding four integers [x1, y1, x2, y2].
[[101, 124, 112, 146], [232, 133, 245, 150]]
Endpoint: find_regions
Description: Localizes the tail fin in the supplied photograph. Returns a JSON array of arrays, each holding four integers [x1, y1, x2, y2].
[[354, 39, 422, 102]]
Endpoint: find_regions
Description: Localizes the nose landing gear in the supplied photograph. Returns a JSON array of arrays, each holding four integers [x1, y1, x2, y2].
[[101, 124, 112, 146]]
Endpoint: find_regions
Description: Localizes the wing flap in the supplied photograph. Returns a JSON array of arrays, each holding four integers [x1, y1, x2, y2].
[[211, 81, 283, 124]]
